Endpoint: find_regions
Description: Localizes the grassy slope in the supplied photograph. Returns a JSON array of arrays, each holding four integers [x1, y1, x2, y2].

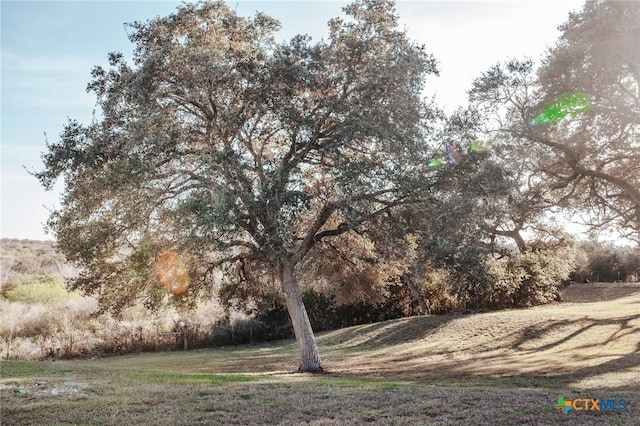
[[1, 283, 639, 425]]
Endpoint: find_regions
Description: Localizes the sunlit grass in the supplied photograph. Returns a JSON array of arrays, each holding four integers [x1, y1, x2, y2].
[[2, 283, 639, 425], [1, 360, 74, 379], [129, 372, 258, 385]]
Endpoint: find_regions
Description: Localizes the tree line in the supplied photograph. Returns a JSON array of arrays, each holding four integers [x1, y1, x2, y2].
[[2, 238, 638, 360]]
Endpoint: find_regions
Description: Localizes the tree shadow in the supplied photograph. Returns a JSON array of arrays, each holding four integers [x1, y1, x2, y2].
[[561, 282, 640, 303], [323, 310, 640, 391], [318, 314, 458, 351], [531, 340, 640, 390], [509, 314, 640, 352]]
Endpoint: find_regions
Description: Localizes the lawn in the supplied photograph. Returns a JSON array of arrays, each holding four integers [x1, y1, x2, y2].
[[1, 283, 639, 425]]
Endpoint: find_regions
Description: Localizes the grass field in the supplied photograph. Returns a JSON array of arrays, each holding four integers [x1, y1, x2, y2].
[[1, 282, 639, 425]]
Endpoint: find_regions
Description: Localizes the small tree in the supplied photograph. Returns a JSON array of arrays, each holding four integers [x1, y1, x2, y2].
[[36, 0, 439, 372]]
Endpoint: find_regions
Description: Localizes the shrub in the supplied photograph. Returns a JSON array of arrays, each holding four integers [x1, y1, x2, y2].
[[419, 268, 461, 314], [2, 275, 79, 305], [569, 241, 640, 283], [0, 239, 71, 281], [487, 247, 575, 308]]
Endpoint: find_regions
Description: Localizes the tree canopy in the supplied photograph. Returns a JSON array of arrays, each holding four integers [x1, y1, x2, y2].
[[470, 0, 640, 243], [34, 0, 632, 373], [36, 0, 442, 372]]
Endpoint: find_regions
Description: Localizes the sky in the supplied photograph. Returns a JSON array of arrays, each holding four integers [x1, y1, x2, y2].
[[1, 0, 585, 241]]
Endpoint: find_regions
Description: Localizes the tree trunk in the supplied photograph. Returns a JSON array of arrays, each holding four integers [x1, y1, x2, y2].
[[279, 261, 324, 373], [401, 273, 431, 315]]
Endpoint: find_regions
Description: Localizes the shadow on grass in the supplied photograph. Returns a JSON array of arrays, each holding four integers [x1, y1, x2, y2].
[[561, 282, 640, 303], [319, 315, 455, 351], [322, 310, 640, 391], [504, 314, 640, 390], [510, 314, 640, 352]]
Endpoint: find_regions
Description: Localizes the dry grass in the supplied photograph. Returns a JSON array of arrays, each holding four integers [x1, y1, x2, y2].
[[319, 283, 640, 390], [2, 282, 639, 425]]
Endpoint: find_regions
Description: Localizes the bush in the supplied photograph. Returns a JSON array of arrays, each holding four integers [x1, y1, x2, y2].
[[419, 268, 461, 314], [487, 248, 574, 308], [0, 239, 71, 282], [570, 241, 640, 283], [0, 301, 58, 359], [2, 274, 79, 305]]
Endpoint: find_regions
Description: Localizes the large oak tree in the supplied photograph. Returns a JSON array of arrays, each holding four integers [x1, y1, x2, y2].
[[470, 0, 640, 243], [36, 0, 439, 372]]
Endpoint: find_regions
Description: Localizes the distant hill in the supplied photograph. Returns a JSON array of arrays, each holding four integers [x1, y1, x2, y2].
[[0, 238, 71, 284]]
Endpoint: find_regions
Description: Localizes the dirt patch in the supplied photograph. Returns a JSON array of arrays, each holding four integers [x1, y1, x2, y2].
[[2, 380, 94, 400]]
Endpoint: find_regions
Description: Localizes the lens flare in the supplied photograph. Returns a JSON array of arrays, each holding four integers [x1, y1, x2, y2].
[[156, 250, 189, 295], [468, 141, 492, 153], [428, 141, 492, 168], [530, 92, 590, 125], [445, 145, 461, 166]]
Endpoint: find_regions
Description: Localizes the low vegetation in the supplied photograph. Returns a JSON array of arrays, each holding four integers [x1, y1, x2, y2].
[[2, 283, 638, 424], [2, 238, 640, 361]]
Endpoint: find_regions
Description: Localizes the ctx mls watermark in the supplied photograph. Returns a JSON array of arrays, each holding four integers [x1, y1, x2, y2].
[[555, 396, 627, 414]]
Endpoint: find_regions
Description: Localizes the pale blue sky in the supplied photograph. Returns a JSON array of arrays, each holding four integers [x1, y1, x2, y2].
[[1, 0, 584, 240]]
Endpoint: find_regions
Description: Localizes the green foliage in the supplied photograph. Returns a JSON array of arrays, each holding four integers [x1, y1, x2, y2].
[[487, 247, 575, 308], [33, 1, 441, 334], [129, 373, 257, 385], [2, 275, 79, 305], [570, 241, 640, 283]]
